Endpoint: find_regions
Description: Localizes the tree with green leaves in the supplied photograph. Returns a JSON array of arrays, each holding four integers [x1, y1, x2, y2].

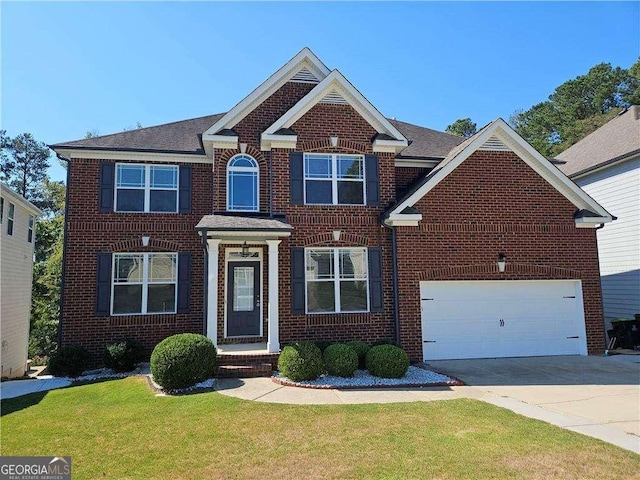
[[511, 59, 639, 157], [1, 131, 52, 207], [445, 118, 477, 138]]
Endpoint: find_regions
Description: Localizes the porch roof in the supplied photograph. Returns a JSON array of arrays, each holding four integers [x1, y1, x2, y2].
[[196, 214, 293, 235]]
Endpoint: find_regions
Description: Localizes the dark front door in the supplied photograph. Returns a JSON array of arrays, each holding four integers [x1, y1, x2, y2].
[[227, 261, 261, 337]]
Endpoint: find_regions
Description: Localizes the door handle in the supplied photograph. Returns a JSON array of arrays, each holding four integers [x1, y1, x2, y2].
[[499, 319, 504, 327]]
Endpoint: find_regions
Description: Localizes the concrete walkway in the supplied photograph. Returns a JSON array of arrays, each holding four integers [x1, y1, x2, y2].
[[0, 376, 72, 400]]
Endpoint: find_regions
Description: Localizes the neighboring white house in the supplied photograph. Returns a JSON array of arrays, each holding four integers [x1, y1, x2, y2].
[[0, 182, 43, 378], [557, 106, 640, 335]]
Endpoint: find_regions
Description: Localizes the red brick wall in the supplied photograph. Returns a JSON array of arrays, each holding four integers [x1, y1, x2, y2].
[[395, 150, 604, 361], [395, 166, 430, 195], [61, 158, 211, 361]]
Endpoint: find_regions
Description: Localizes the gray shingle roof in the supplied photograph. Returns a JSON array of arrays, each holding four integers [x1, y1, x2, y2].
[[51, 113, 464, 159], [196, 215, 293, 231], [556, 106, 640, 177]]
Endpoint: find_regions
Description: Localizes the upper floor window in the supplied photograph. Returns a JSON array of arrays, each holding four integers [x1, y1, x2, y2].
[[27, 215, 34, 243], [7, 202, 15, 236], [0, 197, 4, 223], [227, 154, 258, 212], [115, 164, 178, 213], [304, 153, 365, 205], [111, 252, 177, 315], [305, 247, 369, 313]]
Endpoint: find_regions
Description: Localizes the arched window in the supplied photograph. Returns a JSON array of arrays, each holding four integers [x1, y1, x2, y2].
[[227, 154, 259, 212]]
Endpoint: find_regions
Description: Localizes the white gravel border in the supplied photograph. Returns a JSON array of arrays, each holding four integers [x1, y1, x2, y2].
[[273, 366, 459, 389]]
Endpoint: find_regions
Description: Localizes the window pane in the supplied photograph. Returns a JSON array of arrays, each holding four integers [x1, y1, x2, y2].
[[307, 282, 335, 313], [339, 249, 367, 279], [337, 156, 363, 179], [116, 189, 145, 211], [230, 156, 256, 168], [306, 250, 334, 279], [150, 166, 178, 188], [113, 285, 143, 314], [147, 284, 176, 313], [305, 154, 332, 178], [114, 255, 143, 283], [149, 254, 176, 282], [340, 281, 368, 311], [229, 171, 257, 210], [117, 165, 145, 187], [305, 180, 332, 204], [233, 266, 254, 312], [150, 190, 177, 212], [337, 181, 364, 204]]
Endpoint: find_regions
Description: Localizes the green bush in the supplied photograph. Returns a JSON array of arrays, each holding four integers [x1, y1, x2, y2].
[[150, 334, 217, 389], [277, 342, 323, 381], [323, 344, 358, 377], [47, 345, 90, 377], [346, 341, 369, 369], [371, 339, 401, 348], [104, 339, 145, 372], [365, 344, 410, 379], [28, 320, 58, 359], [313, 340, 335, 353]]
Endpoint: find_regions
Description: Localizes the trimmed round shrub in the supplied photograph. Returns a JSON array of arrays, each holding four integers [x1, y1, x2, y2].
[[371, 338, 401, 348], [277, 342, 323, 381], [47, 345, 91, 377], [323, 343, 358, 377], [313, 340, 335, 353], [365, 344, 410, 379], [150, 334, 216, 389], [104, 339, 145, 372], [346, 341, 369, 369]]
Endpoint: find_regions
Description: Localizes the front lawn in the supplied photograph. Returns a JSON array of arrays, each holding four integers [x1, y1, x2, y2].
[[1, 377, 638, 479]]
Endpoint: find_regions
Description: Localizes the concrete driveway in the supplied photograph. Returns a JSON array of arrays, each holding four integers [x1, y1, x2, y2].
[[426, 355, 640, 451]]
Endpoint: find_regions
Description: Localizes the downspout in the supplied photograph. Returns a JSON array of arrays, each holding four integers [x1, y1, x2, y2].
[[269, 149, 274, 217], [390, 225, 401, 346], [56, 154, 70, 348], [201, 230, 209, 335]]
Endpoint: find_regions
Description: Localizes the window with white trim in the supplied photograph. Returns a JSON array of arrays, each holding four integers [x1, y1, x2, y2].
[[0, 197, 4, 223], [227, 154, 259, 211], [305, 247, 369, 313], [115, 164, 179, 212], [27, 215, 34, 243], [112, 253, 177, 315], [7, 202, 15, 236], [304, 153, 365, 205]]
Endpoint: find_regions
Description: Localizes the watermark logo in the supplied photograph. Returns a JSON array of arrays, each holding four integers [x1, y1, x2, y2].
[[0, 456, 71, 480]]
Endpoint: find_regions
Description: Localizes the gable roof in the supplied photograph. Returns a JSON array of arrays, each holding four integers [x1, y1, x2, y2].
[[556, 106, 640, 177], [202, 48, 331, 140], [389, 119, 463, 159], [384, 118, 613, 224], [262, 69, 408, 148], [51, 113, 224, 155]]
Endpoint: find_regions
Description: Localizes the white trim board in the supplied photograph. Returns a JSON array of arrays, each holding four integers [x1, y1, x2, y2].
[[261, 69, 408, 153], [386, 119, 613, 225], [202, 48, 330, 141], [55, 148, 211, 164]]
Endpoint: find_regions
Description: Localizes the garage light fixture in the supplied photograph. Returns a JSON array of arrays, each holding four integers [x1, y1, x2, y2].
[[497, 253, 507, 273]]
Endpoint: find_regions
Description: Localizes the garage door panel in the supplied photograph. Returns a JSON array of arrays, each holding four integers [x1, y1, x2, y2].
[[420, 280, 586, 361]]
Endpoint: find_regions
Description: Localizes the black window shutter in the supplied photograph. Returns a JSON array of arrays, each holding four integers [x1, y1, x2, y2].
[[177, 253, 191, 313], [290, 152, 304, 204], [291, 247, 305, 314], [365, 154, 379, 206], [368, 247, 383, 312], [99, 163, 115, 212], [96, 253, 113, 316], [179, 165, 192, 214]]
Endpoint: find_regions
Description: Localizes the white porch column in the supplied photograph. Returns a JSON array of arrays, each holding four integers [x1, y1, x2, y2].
[[206, 238, 221, 348], [266, 239, 281, 353]]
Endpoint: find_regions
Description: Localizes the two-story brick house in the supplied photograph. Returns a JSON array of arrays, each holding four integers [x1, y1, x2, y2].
[[51, 48, 613, 367]]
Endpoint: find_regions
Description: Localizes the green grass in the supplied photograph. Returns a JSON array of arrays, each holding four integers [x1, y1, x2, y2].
[[1, 377, 638, 479]]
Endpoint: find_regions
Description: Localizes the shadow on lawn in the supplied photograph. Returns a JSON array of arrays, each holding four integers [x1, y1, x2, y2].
[[1, 391, 48, 416]]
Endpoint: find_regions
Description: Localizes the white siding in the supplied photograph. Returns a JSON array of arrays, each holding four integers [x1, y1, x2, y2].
[[0, 188, 39, 378], [576, 156, 640, 327]]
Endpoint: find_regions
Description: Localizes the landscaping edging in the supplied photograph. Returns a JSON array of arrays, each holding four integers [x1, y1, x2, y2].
[[271, 365, 464, 389]]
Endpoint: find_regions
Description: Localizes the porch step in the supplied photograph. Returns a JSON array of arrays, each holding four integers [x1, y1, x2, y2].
[[217, 362, 273, 378], [217, 352, 280, 369]]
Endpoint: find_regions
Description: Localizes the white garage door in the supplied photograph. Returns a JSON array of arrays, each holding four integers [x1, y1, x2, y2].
[[420, 280, 587, 361]]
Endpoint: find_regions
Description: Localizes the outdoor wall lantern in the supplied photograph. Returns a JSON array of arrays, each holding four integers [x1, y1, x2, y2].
[[241, 242, 250, 258], [497, 253, 507, 273]]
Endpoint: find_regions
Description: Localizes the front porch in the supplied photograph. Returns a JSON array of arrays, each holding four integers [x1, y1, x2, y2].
[[197, 214, 292, 356], [216, 342, 280, 378]]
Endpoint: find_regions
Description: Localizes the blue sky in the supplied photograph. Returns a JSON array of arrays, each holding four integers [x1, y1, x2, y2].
[[2, 2, 638, 183]]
